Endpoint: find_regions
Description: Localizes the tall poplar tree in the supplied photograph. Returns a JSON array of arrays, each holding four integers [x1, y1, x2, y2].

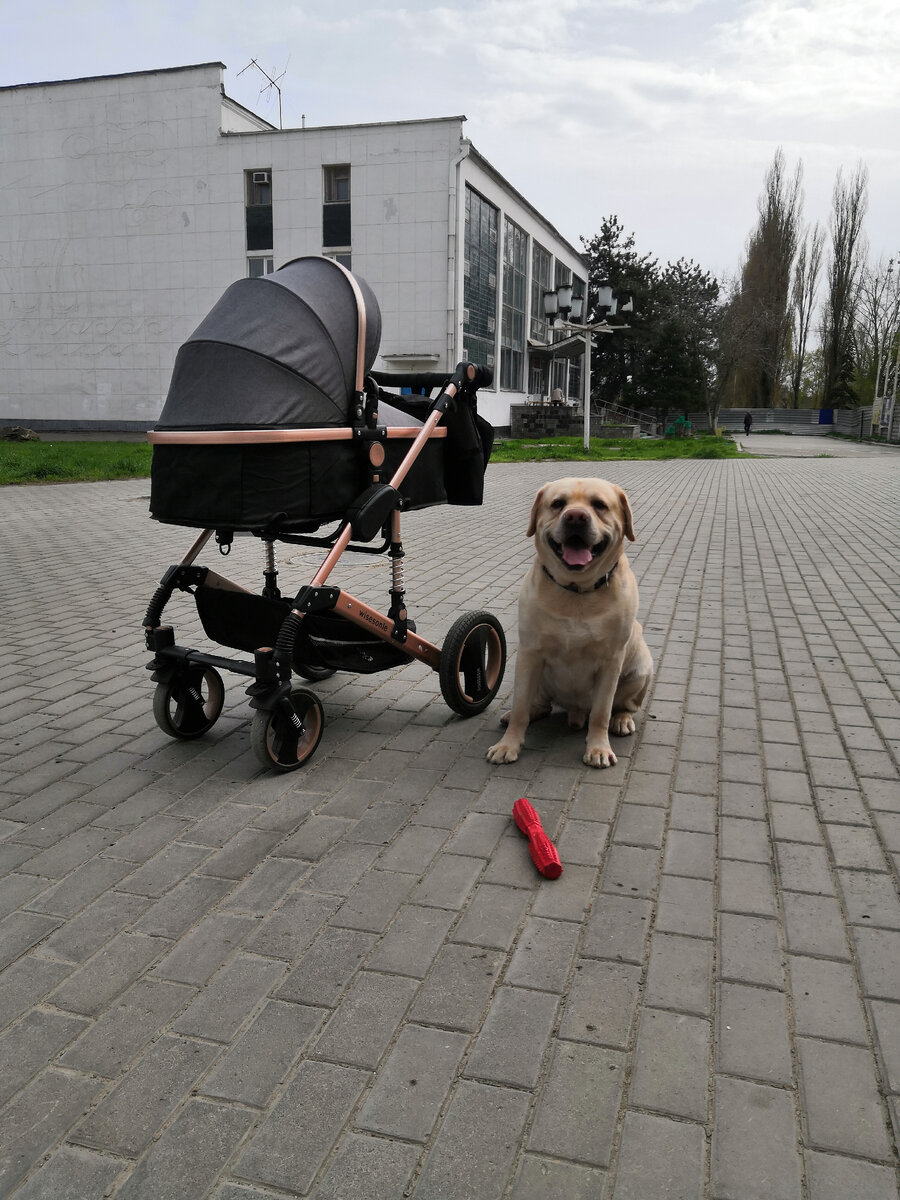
[[821, 163, 869, 408], [733, 149, 804, 407]]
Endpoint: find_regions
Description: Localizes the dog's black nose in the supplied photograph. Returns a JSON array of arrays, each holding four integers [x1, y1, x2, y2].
[[564, 507, 590, 527]]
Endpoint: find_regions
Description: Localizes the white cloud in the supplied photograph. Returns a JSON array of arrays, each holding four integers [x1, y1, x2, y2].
[[2, 0, 897, 268]]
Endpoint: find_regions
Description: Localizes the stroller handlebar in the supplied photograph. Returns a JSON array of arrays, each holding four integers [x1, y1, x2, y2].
[[440, 361, 492, 409], [369, 363, 493, 402], [449, 361, 493, 392]]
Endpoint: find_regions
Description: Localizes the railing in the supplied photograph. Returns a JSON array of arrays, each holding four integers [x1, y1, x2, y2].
[[591, 400, 657, 436]]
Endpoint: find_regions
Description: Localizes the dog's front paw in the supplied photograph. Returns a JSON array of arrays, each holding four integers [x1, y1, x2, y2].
[[584, 744, 617, 769], [499, 709, 511, 727], [487, 740, 521, 765], [610, 713, 636, 736]]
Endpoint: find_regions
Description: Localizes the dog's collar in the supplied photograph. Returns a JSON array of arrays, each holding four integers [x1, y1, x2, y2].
[[542, 559, 620, 594]]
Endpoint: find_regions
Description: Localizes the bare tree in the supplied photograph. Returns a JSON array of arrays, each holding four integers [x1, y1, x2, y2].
[[857, 256, 900, 434], [788, 223, 825, 407], [856, 255, 900, 395], [821, 162, 869, 408], [733, 148, 804, 407]]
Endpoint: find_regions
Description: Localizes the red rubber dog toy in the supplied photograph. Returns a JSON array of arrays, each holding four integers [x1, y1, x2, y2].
[[513, 798, 562, 879]]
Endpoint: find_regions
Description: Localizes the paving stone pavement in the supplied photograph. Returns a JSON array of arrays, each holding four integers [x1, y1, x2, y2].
[[1, 444, 899, 1199]]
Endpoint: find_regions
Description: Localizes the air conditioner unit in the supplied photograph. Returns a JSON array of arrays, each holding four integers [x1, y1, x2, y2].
[[252, 171, 271, 185]]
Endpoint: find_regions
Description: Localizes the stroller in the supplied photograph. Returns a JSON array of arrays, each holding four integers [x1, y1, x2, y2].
[[142, 256, 506, 771]]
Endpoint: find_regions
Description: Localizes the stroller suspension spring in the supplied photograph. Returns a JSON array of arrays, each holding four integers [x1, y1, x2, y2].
[[263, 540, 281, 599], [390, 550, 405, 593]]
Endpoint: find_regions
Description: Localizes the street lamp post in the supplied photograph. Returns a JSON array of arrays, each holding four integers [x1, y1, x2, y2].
[[542, 284, 632, 452]]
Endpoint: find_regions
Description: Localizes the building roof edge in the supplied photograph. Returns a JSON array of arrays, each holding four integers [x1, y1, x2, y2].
[[0, 61, 225, 94], [466, 144, 587, 268], [221, 113, 468, 137]]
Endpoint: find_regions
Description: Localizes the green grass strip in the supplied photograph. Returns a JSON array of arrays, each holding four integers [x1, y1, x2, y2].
[[0, 441, 153, 485], [490, 435, 744, 463]]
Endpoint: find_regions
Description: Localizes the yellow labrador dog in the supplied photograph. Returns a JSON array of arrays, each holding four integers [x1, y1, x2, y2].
[[487, 476, 653, 768]]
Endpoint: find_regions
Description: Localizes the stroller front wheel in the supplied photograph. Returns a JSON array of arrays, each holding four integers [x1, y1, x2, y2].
[[440, 611, 506, 717], [153, 666, 225, 740], [251, 688, 324, 771]]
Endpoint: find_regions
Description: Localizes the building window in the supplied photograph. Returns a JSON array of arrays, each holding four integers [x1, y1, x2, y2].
[[500, 218, 527, 391], [462, 185, 498, 372], [323, 164, 351, 250], [530, 241, 552, 344], [324, 251, 352, 271], [245, 169, 273, 252], [248, 256, 274, 278]]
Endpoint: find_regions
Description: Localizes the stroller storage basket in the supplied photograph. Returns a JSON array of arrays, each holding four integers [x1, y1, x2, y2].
[[195, 586, 411, 675]]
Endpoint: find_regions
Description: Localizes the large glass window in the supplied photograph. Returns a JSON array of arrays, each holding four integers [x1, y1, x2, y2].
[[245, 169, 273, 252], [530, 241, 552, 344], [323, 164, 351, 249], [501, 218, 527, 391], [462, 186, 498, 372]]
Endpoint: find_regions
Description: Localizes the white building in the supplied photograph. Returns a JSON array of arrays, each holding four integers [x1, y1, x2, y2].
[[0, 62, 587, 432]]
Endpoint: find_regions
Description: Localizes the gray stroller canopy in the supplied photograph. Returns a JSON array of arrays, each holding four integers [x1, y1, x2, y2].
[[155, 257, 382, 431]]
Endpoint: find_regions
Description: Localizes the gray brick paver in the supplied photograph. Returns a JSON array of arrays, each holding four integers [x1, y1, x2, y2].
[[717, 982, 793, 1085], [790, 954, 869, 1044], [7, 1145, 125, 1200], [0, 1069, 102, 1196], [310, 970, 419, 1068], [414, 1079, 530, 1200], [410, 942, 504, 1031], [234, 1060, 368, 1194], [711, 1076, 803, 1200], [357, 1023, 469, 1139], [804, 1150, 900, 1200], [629, 1006, 710, 1120], [200, 999, 325, 1106], [528, 1040, 626, 1166], [309, 1134, 420, 1200], [114, 1098, 256, 1200], [0, 1008, 88, 1107], [71, 1034, 221, 1156], [798, 1038, 894, 1159], [58, 976, 195, 1077], [612, 1111, 705, 1200]]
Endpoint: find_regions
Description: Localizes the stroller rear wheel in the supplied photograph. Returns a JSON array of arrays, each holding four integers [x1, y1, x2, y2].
[[440, 611, 506, 717], [153, 665, 225, 740], [251, 688, 324, 771]]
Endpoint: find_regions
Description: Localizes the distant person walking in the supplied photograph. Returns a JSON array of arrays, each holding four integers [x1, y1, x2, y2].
[[743, 412, 753, 435]]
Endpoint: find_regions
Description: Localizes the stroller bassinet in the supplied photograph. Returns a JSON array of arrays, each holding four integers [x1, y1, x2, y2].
[[142, 256, 505, 771], [149, 255, 489, 529]]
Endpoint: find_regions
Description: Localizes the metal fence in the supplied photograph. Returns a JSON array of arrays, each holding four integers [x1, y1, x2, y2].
[[684, 406, 900, 444]]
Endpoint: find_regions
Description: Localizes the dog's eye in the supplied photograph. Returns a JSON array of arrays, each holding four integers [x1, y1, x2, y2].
[[550, 498, 566, 510], [591, 499, 608, 512]]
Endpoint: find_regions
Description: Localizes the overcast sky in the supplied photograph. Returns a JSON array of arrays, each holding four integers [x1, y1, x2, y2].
[[4, 0, 898, 278]]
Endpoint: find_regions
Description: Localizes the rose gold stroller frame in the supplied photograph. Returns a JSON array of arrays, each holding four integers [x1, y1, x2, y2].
[[143, 362, 506, 771]]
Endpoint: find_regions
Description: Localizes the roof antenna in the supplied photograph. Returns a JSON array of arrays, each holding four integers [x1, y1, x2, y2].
[[237, 58, 288, 129]]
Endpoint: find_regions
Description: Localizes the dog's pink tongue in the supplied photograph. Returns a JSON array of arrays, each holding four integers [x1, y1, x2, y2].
[[563, 543, 592, 567]]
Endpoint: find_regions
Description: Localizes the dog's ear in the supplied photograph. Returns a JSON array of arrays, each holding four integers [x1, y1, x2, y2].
[[615, 486, 635, 541], [526, 487, 545, 537]]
